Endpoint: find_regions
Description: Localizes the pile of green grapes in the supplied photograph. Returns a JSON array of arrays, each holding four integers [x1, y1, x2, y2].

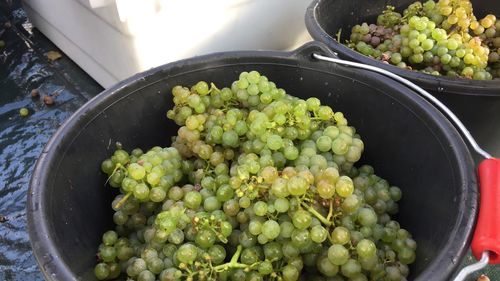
[[94, 71, 416, 281], [347, 0, 500, 80]]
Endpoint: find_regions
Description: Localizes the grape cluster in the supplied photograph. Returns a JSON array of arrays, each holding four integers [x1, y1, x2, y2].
[[347, 0, 500, 80], [101, 144, 184, 205], [94, 71, 416, 281]]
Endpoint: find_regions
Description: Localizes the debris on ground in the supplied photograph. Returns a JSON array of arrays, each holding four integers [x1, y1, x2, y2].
[[43, 95, 54, 106], [30, 88, 39, 98], [45, 50, 62, 62]]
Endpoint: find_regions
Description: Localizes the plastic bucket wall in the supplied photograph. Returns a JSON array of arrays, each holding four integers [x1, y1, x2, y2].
[[28, 43, 476, 281], [305, 0, 500, 157]]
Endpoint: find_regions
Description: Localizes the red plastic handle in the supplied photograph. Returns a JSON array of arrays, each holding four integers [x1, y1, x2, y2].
[[471, 158, 500, 264]]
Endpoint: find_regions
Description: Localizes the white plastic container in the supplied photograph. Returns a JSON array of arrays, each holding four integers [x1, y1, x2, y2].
[[22, 0, 312, 88]]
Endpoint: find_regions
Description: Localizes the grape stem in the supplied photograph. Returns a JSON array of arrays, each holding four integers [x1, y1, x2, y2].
[[336, 28, 342, 42], [230, 245, 242, 264], [204, 223, 228, 244], [104, 163, 123, 185], [300, 202, 333, 226], [210, 245, 260, 273], [326, 200, 334, 221], [326, 231, 335, 245], [183, 247, 238, 279], [208, 82, 220, 95], [113, 192, 131, 209]]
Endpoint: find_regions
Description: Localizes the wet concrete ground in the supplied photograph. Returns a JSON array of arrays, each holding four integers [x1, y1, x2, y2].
[[0, 1, 102, 279]]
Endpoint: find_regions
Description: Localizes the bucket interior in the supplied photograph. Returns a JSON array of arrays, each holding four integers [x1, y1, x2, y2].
[[29, 52, 476, 281]]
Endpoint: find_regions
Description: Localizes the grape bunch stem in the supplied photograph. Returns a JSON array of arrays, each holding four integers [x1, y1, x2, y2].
[[300, 202, 333, 227]]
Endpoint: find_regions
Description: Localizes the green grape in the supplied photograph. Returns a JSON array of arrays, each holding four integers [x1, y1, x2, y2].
[[291, 228, 311, 248], [254, 201, 268, 216], [249, 220, 263, 235], [133, 183, 150, 200], [204, 196, 221, 212], [341, 259, 362, 278], [316, 136, 333, 152], [176, 243, 198, 264], [287, 175, 309, 196], [336, 176, 354, 197], [241, 247, 261, 265], [195, 229, 217, 249], [102, 230, 118, 246], [239, 196, 251, 208], [390, 53, 403, 64], [422, 39, 434, 50], [328, 244, 350, 265], [117, 245, 134, 261], [280, 221, 295, 239], [149, 187, 166, 202], [168, 186, 184, 201], [462, 66, 474, 77], [292, 210, 312, 230], [398, 247, 416, 264], [258, 260, 273, 275], [342, 194, 361, 213], [208, 245, 227, 265], [222, 131, 239, 148], [331, 227, 350, 245], [112, 149, 130, 165], [262, 220, 280, 240], [317, 106, 334, 120], [410, 53, 424, 63], [356, 239, 377, 258], [94, 263, 109, 280], [216, 184, 234, 202], [317, 179, 335, 199], [409, 38, 420, 48], [127, 258, 147, 277], [267, 134, 283, 150], [147, 257, 165, 274], [128, 163, 146, 180], [168, 229, 185, 245], [101, 159, 115, 174], [323, 126, 340, 139], [332, 138, 349, 155], [310, 225, 328, 243], [447, 39, 459, 50], [274, 198, 290, 213], [358, 207, 378, 226], [282, 264, 299, 281], [184, 191, 202, 209], [107, 263, 121, 279], [317, 255, 339, 277]]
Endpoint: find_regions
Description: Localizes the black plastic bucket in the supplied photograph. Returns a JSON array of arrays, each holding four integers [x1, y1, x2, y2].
[[27, 42, 476, 281], [305, 0, 500, 157]]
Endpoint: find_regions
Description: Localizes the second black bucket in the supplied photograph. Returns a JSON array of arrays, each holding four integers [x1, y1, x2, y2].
[[305, 0, 500, 158]]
